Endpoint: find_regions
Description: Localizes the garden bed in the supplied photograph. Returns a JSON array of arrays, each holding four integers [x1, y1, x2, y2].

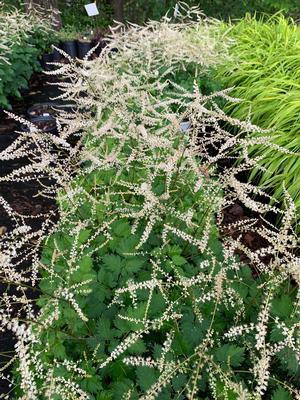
[[0, 73, 62, 395], [1, 9, 299, 399]]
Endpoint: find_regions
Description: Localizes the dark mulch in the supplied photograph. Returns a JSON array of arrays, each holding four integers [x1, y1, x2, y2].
[[0, 73, 61, 396], [217, 154, 281, 270], [221, 201, 273, 269]]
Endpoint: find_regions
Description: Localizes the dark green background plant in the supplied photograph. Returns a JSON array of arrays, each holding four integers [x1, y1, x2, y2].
[[0, 7, 57, 108], [3, 0, 299, 35], [58, 0, 113, 31], [126, 0, 299, 23]]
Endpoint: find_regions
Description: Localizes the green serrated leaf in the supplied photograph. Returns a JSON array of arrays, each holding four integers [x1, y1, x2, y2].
[[215, 344, 245, 367], [111, 219, 132, 237], [271, 387, 292, 400], [51, 342, 66, 359], [172, 255, 187, 266], [172, 374, 187, 391], [96, 316, 118, 340], [102, 254, 123, 272], [79, 229, 91, 243], [128, 338, 147, 355], [79, 256, 93, 272], [136, 366, 158, 391], [81, 375, 103, 394], [272, 294, 293, 318]]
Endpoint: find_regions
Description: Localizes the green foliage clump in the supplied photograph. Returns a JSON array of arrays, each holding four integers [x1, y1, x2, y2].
[[9, 8, 299, 399], [3, 0, 299, 34], [0, 3, 57, 108], [217, 14, 300, 224], [34, 209, 300, 399]]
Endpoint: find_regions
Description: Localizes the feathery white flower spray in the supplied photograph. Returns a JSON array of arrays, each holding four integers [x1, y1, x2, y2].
[[0, 4, 299, 399]]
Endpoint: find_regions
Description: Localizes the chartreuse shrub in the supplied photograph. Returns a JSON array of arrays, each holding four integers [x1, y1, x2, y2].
[[0, 3, 56, 108], [6, 6, 299, 400], [216, 14, 300, 225]]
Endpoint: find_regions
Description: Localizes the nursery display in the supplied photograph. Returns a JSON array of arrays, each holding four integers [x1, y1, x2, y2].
[[56, 0, 300, 30], [0, 1, 300, 399], [56, 27, 103, 60]]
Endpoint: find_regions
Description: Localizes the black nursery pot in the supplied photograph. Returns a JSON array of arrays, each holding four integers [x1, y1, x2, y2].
[[91, 40, 102, 57], [62, 40, 77, 58], [21, 116, 58, 136], [27, 102, 62, 119], [95, 43, 102, 57], [77, 40, 92, 60], [100, 38, 109, 50], [41, 53, 54, 71], [0, 157, 30, 177], [52, 44, 62, 62]]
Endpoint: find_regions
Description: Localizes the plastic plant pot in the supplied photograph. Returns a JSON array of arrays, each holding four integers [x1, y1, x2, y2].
[[91, 40, 102, 57], [77, 40, 92, 59], [94, 38, 118, 54], [95, 42, 102, 57], [21, 116, 58, 136], [41, 53, 54, 71], [0, 157, 30, 176], [100, 38, 109, 49], [52, 45, 62, 62], [0, 132, 29, 175], [27, 103, 63, 119], [62, 40, 77, 58]]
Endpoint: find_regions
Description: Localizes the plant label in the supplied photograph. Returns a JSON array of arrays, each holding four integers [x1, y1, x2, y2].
[[180, 121, 191, 132], [85, 3, 99, 17]]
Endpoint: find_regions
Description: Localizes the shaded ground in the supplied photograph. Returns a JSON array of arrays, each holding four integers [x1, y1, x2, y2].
[[221, 201, 273, 269], [0, 73, 61, 396]]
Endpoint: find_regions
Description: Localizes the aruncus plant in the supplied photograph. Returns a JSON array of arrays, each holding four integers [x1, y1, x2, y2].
[[0, 5, 299, 400]]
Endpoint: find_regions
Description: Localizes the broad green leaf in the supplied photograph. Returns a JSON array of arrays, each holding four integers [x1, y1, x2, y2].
[[136, 366, 158, 391], [271, 387, 293, 400], [172, 255, 187, 266], [215, 344, 245, 367], [272, 294, 293, 318]]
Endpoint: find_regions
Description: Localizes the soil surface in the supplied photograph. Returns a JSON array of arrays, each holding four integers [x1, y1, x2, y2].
[[221, 201, 273, 271]]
